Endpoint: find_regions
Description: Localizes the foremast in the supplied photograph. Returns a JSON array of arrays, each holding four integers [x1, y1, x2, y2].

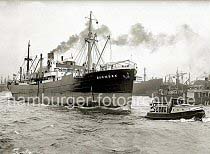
[[87, 11, 93, 73], [85, 11, 110, 73]]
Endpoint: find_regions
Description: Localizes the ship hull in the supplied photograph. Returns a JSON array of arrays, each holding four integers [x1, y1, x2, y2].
[[145, 109, 205, 120], [8, 69, 135, 110]]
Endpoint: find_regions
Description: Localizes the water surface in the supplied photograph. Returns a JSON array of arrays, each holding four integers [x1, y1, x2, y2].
[[0, 92, 210, 154]]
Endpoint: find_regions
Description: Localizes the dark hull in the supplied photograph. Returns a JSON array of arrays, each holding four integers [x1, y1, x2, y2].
[[74, 69, 135, 93], [8, 69, 135, 108], [146, 109, 205, 120]]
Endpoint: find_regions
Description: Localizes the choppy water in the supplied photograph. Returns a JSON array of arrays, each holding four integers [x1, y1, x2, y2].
[[0, 92, 210, 154]]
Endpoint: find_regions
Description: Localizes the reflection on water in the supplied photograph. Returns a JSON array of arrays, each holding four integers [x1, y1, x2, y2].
[[0, 92, 210, 154]]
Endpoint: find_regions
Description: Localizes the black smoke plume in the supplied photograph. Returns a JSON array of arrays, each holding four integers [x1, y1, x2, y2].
[[51, 22, 198, 53]]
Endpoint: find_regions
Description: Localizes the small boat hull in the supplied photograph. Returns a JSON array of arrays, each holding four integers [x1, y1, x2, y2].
[[146, 109, 205, 120]]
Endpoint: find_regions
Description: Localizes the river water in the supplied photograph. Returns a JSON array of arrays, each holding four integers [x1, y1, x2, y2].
[[0, 91, 210, 154]]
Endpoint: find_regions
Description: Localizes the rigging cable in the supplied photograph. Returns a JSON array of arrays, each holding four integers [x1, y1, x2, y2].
[[96, 36, 110, 67], [94, 42, 104, 64], [76, 42, 87, 65]]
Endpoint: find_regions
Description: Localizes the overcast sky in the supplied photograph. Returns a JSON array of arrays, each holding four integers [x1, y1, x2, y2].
[[0, 1, 210, 80]]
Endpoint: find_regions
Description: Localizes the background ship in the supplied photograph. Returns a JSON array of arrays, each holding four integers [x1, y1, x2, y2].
[[0, 77, 8, 92], [133, 68, 163, 96], [0, 84, 8, 92], [133, 78, 163, 96], [8, 12, 137, 111]]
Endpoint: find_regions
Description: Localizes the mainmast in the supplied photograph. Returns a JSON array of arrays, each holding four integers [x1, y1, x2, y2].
[[87, 11, 93, 72]]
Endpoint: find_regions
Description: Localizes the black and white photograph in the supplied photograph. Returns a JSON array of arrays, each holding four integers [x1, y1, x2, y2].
[[0, 0, 210, 153]]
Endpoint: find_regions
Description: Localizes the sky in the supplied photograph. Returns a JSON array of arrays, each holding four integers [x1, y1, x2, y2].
[[0, 1, 210, 81]]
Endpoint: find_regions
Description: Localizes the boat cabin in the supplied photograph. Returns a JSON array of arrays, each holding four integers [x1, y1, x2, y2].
[[150, 98, 186, 113]]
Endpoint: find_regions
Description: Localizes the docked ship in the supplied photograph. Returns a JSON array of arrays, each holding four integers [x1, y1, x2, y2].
[[133, 78, 163, 96], [132, 68, 163, 97], [8, 12, 137, 112]]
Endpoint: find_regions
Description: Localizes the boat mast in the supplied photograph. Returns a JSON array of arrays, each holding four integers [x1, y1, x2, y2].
[[87, 11, 93, 72], [19, 67, 22, 82], [39, 53, 43, 81]]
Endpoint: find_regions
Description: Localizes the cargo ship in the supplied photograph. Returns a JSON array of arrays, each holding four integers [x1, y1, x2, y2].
[[8, 12, 137, 112]]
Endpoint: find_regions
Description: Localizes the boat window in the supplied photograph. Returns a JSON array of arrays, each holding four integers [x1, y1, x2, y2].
[[172, 99, 178, 105], [162, 107, 166, 113], [178, 99, 184, 104]]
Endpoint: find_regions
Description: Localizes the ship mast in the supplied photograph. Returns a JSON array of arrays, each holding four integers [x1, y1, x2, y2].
[[87, 11, 93, 72], [25, 40, 32, 77]]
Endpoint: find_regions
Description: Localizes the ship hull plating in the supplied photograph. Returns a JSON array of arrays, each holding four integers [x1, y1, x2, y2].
[[146, 109, 205, 120], [8, 69, 135, 109]]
